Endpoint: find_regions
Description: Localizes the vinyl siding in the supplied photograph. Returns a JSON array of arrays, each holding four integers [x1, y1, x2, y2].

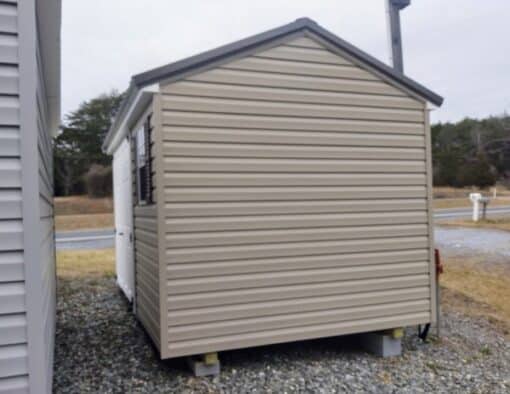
[[158, 35, 433, 358], [0, 1, 56, 392], [0, 1, 28, 389], [36, 38, 55, 394], [132, 108, 161, 350]]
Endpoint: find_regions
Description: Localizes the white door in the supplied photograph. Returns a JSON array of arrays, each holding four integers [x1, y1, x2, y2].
[[113, 139, 134, 302]]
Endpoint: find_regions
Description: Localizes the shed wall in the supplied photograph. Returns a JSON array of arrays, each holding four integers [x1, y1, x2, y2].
[[0, 1, 28, 391], [35, 29, 56, 393], [159, 35, 433, 358], [131, 107, 161, 350], [0, 1, 56, 392]]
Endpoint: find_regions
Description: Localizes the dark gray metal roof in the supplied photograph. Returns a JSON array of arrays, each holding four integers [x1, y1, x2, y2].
[[103, 17, 443, 151], [133, 17, 443, 105]]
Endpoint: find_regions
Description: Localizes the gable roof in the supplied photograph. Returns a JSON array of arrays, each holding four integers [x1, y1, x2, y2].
[[103, 17, 443, 152]]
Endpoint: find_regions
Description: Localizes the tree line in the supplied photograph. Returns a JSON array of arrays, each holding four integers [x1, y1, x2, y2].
[[432, 115, 510, 188], [54, 91, 124, 197], [54, 91, 510, 197]]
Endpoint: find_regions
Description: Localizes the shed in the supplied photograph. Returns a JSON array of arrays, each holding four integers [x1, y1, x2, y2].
[[0, 0, 61, 393], [103, 18, 443, 362]]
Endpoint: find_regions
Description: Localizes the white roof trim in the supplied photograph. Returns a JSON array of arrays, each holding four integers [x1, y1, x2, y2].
[[105, 84, 158, 155], [37, 0, 62, 135], [426, 102, 438, 111]]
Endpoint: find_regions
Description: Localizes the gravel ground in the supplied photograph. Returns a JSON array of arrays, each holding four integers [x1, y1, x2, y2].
[[54, 277, 510, 393]]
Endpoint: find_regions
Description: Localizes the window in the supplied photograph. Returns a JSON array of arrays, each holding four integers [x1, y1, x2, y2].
[[135, 116, 152, 204]]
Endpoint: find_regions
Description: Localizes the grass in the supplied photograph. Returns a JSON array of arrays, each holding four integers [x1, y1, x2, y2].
[[54, 195, 113, 231], [438, 217, 510, 232], [434, 197, 510, 210], [55, 213, 114, 232], [57, 249, 115, 279], [433, 186, 510, 209], [55, 195, 113, 216], [433, 186, 510, 199], [441, 257, 510, 334]]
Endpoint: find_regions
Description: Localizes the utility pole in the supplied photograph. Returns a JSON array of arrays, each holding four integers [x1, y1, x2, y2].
[[386, 0, 410, 73]]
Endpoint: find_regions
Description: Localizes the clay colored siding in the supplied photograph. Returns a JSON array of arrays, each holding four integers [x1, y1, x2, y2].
[[158, 35, 433, 358], [132, 108, 161, 350], [134, 205, 160, 349]]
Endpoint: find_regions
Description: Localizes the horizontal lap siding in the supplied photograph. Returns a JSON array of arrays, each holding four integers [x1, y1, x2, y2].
[[135, 206, 160, 350], [0, 2, 28, 388], [135, 207, 161, 349], [36, 40, 56, 394], [133, 110, 161, 350], [160, 36, 431, 357]]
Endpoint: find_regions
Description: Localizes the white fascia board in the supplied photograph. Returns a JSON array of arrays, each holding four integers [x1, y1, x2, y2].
[[106, 84, 158, 155], [426, 102, 438, 112], [37, 0, 62, 136]]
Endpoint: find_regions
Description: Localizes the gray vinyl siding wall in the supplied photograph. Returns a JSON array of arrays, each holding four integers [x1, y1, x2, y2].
[[0, 1, 56, 392], [131, 107, 161, 350], [35, 29, 55, 394], [158, 35, 434, 358], [0, 1, 29, 392]]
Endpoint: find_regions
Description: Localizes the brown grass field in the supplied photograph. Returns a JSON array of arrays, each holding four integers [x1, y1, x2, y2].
[[433, 186, 510, 199], [438, 217, 510, 232], [55, 213, 114, 232], [57, 249, 115, 279], [441, 257, 510, 334], [55, 195, 113, 216], [55, 196, 114, 231], [433, 186, 510, 209], [434, 197, 510, 209]]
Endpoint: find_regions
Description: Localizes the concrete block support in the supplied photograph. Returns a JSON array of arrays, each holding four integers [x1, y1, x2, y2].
[[361, 332, 402, 357], [187, 353, 221, 377]]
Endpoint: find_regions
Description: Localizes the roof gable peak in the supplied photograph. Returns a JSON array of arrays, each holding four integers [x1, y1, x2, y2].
[[132, 17, 442, 106]]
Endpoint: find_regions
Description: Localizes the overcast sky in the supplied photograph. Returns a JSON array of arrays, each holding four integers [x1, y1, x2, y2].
[[62, 0, 510, 124]]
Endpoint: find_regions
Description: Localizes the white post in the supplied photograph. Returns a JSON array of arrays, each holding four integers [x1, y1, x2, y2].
[[470, 193, 481, 222], [482, 201, 488, 220], [472, 200, 480, 222], [492, 187, 497, 199]]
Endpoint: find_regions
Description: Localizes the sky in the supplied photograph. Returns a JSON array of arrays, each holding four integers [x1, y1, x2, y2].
[[62, 0, 510, 124]]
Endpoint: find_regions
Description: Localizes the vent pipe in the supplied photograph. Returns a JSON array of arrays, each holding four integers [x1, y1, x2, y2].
[[386, 0, 410, 73]]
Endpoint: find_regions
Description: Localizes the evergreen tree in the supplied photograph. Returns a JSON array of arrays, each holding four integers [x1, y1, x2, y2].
[[53, 91, 124, 196]]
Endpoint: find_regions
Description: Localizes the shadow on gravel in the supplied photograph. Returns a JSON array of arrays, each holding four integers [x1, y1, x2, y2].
[[54, 276, 510, 393]]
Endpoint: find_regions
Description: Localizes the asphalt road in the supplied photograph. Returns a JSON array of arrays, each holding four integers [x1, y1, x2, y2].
[[56, 229, 114, 250], [434, 205, 510, 220], [55, 205, 510, 250]]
